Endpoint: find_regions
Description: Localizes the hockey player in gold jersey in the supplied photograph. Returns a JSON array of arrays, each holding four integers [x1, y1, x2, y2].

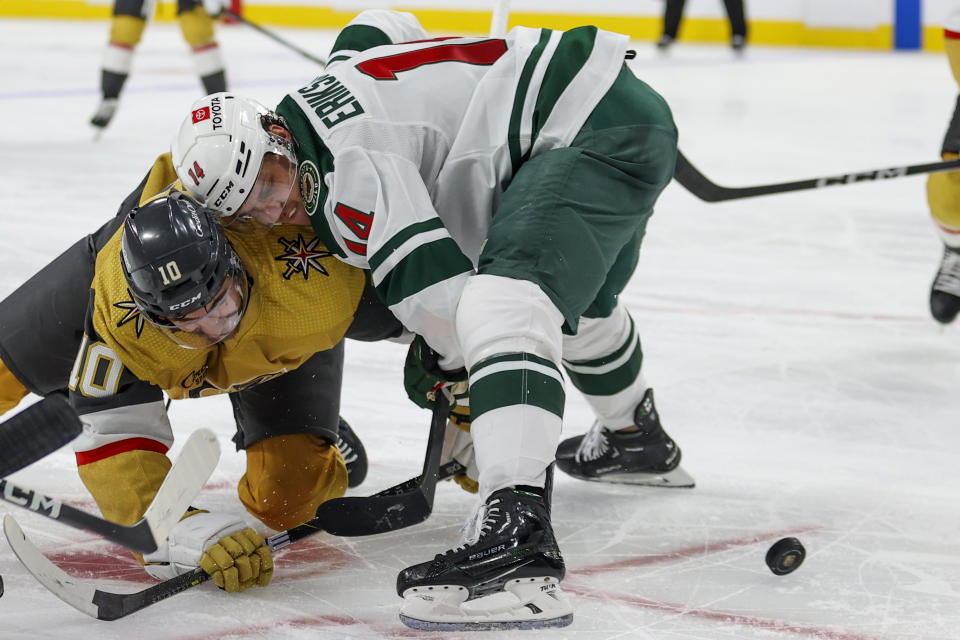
[[0, 149, 391, 592], [928, 10, 960, 324], [69, 185, 366, 590]]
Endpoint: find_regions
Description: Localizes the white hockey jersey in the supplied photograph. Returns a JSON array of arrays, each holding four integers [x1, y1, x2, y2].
[[278, 10, 629, 368]]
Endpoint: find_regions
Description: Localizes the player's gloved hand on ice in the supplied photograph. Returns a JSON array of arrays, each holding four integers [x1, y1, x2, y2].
[[404, 335, 468, 411], [201, 0, 226, 17], [441, 418, 479, 494], [142, 511, 273, 592]]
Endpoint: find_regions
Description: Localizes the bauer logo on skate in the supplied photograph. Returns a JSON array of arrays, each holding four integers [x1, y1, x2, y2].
[[468, 543, 505, 561]]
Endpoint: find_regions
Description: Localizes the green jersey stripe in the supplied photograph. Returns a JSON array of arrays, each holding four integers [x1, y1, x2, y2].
[[469, 351, 559, 379], [469, 359, 564, 389], [276, 95, 341, 256], [368, 218, 445, 272], [470, 368, 566, 420], [563, 315, 637, 372], [507, 29, 552, 173], [374, 238, 473, 306], [329, 24, 393, 59], [565, 348, 642, 396], [531, 26, 598, 146]]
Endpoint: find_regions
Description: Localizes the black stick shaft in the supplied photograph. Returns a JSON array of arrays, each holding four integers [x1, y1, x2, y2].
[[223, 10, 326, 66], [0, 480, 157, 552], [674, 151, 960, 202], [0, 396, 82, 477]]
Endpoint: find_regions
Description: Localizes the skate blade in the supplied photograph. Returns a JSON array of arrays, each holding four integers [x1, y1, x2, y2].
[[399, 576, 573, 631], [576, 464, 695, 488]]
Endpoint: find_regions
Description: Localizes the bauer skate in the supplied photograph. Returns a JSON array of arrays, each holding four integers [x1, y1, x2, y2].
[[930, 245, 960, 324], [556, 388, 695, 487], [397, 486, 573, 631], [335, 417, 367, 488]]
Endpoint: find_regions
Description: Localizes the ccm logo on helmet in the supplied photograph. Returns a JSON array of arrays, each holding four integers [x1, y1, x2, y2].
[[191, 96, 224, 130], [214, 180, 236, 208], [169, 292, 203, 312]]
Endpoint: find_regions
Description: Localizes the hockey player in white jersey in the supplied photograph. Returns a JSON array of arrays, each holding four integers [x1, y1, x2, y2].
[[171, 9, 689, 630]]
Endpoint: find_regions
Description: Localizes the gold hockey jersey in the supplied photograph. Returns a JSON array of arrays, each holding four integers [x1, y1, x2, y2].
[[84, 223, 364, 400], [69, 153, 365, 458], [68, 154, 366, 528]]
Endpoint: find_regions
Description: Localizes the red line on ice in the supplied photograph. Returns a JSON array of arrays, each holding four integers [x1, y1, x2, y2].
[[566, 585, 888, 640], [172, 615, 458, 640], [568, 525, 889, 640], [571, 525, 821, 576]]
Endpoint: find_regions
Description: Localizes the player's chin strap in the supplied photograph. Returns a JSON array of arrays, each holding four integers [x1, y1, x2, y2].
[[6, 397, 459, 621]]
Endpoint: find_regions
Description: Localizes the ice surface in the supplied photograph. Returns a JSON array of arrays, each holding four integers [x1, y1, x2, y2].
[[1, 17, 958, 640]]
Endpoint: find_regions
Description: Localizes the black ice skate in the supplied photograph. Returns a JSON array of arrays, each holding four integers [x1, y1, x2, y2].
[[90, 98, 118, 130], [335, 417, 367, 488], [930, 245, 960, 324], [556, 388, 695, 487], [656, 34, 675, 50], [397, 486, 573, 631]]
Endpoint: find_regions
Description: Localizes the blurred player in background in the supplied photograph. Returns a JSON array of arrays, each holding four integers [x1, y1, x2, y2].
[[928, 9, 960, 324], [657, 0, 747, 52], [91, 0, 227, 130], [172, 9, 691, 630]]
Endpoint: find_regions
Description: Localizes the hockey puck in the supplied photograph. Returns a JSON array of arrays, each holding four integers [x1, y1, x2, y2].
[[765, 537, 805, 575]]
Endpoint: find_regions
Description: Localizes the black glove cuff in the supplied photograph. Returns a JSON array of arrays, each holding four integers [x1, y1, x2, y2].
[[415, 335, 467, 382]]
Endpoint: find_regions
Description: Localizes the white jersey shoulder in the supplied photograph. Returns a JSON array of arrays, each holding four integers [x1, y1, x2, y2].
[[292, 24, 628, 261]]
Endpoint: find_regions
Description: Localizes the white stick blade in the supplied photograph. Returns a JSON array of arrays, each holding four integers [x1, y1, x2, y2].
[[3, 515, 100, 617], [141, 428, 220, 544]]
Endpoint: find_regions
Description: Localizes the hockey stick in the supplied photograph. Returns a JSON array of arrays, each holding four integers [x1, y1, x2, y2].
[[0, 395, 82, 478], [1, 429, 219, 554], [223, 10, 327, 66], [490, 0, 511, 37], [308, 393, 450, 537], [8, 400, 458, 620], [673, 150, 960, 202], [5, 460, 466, 620]]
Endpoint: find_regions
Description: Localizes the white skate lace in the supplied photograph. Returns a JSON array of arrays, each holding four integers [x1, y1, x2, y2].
[[335, 435, 358, 465], [934, 248, 960, 296], [448, 498, 501, 554], [574, 420, 609, 463]]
